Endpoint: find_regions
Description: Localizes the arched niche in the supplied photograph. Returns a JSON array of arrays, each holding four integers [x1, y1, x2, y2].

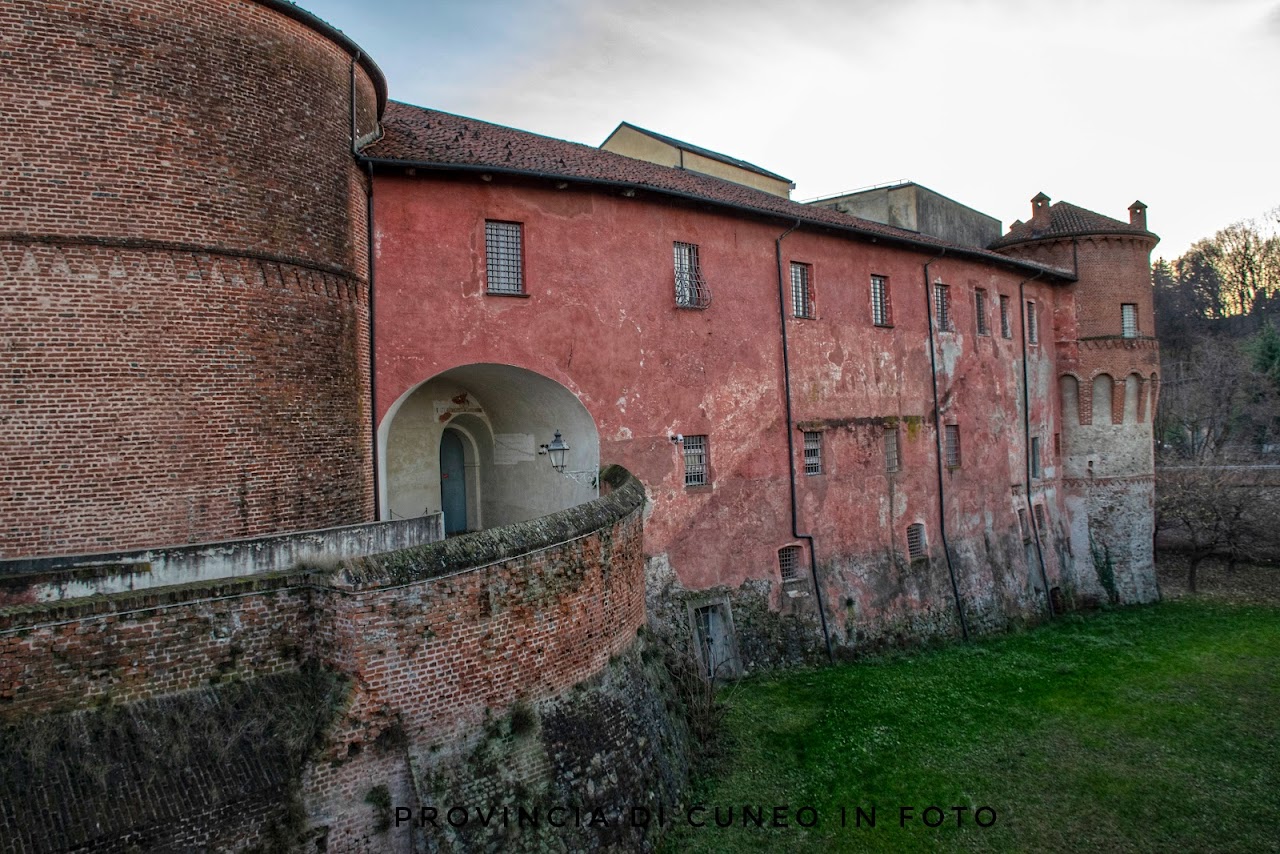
[[1124, 374, 1142, 424], [379, 364, 600, 529], [1060, 375, 1080, 427], [1092, 374, 1114, 426]]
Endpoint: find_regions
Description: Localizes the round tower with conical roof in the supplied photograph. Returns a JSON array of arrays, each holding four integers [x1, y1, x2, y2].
[[993, 194, 1160, 604]]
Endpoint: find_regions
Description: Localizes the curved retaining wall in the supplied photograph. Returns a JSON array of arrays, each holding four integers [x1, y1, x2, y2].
[[0, 0, 384, 557], [0, 467, 654, 851]]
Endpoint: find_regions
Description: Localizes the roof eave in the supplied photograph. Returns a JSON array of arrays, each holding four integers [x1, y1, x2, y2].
[[992, 228, 1160, 251]]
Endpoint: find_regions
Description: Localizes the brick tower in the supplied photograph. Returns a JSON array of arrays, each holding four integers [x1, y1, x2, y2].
[[993, 194, 1160, 603]]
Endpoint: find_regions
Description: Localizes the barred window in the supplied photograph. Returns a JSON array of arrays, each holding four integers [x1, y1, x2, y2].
[[906, 523, 926, 560], [1030, 436, 1042, 479], [871, 275, 892, 327], [944, 424, 961, 468], [674, 242, 710, 308], [934, 283, 952, 331], [1026, 300, 1038, 344], [484, 221, 524, 294], [975, 288, 989, 335], [1034, 504, 1047, 535], [1018, 508, 1031, 542], [791, 262, 814, 319], [884, 425, 900, 473], [683, 434, 709, 487], [803, 431, 822, 476], [1000, 294, 1012, 338], [1121, 303, 1138, 338], [778, 545, 801, 581]]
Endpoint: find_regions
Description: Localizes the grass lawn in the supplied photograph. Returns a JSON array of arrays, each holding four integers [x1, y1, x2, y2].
[[663, 598, 1280, 853]]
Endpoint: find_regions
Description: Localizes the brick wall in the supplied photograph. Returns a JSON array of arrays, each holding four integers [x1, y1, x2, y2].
[[0, 0, 382, 557]]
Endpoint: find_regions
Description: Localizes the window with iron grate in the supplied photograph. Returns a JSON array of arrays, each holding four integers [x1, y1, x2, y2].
[[791, 262, 814, 318], [871, 274, 892, 327], [674, 242, 710, 308], [1030, 436, 1041, 479], [906, 523, 926, 559], [803, 431, 822, 475], [934, 282, 952, 331], [683, 434, 709, 486], [1026, 299, 1038, 344], [485, 221, 524, 294], [944, 424, 961, 468], [1000, 294, 1012, 338], [1121, 303, 1138, 338], [778, 545, 801, 581], [1034, 503, 1047, 534], [884, 425, 900, 473], [975, 288, 989, 335]]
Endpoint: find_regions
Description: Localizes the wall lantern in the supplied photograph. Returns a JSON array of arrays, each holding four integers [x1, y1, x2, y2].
[[539, 430, 570, 473]]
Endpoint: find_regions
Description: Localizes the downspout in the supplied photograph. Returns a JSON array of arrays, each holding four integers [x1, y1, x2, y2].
[[775, 219, 834, 663], [922, 251, 970, 641], [1019, 273, 1054, 617], [352, 53, 380, 519]]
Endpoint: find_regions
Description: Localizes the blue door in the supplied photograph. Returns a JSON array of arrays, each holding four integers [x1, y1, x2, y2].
[[440, 429, 467, 535]]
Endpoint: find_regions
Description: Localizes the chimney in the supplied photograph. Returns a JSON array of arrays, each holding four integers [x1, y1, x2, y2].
[[1129, 200, 1147, 230], [1031, 192, 1051, 229]]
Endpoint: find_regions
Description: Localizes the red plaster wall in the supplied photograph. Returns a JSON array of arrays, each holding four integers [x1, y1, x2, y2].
[[0, 0, 380, 557], [373, 174, 1070, 627]]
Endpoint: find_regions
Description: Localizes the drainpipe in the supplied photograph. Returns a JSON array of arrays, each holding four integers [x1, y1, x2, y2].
[[775, 219, 834, 663], [351, 54, 380, 519], [1019, 273, 1054, 617], [922, 251, 970, 641]]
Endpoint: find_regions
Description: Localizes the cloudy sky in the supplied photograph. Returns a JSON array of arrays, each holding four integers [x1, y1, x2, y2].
[[303, 0, 1279, 259]]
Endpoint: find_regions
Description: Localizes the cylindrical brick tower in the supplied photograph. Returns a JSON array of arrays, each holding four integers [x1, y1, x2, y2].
[[992, 194, 1160, 603], [0, 1, 385, 558]]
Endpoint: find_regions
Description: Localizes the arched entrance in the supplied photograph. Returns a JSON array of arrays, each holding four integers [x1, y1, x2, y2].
[[379, 364, 600, 528]]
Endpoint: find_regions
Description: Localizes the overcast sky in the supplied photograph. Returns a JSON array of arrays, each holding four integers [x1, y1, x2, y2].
[[302, 0, 1279, 259]]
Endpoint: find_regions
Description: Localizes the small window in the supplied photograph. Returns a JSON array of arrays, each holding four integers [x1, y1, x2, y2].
[[1121, 303, 1138, 338], [934, 283, 952, 331], [1018, 508, 1031, 542], [803, 430, 822, 476], [999, 294, 1012, 338], [485, 221, 524, 295], [884, 425, 900, 474], [1030, 436, 1041, 479], [778, 545, 801, 581], [944, 424, 961, 468], [674, 242, 710, 308], [683, 434, 709, 487], [975, 289, 989, 335], [791, 262, 814, 319], [871, 274, 892, 327], [1033, 504, 1047, 535], [1026, 300, 1038, 344], [906, 523, 927, 560]]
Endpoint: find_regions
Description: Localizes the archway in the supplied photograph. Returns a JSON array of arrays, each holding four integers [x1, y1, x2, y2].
[[379, 364, 600, 528]]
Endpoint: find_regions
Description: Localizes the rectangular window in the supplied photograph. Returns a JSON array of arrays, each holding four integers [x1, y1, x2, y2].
[[1030, 436, 1042, 479], [1033, 504, 1047, 535], [1018, 508, 1031, 542], [934, 283, 952, 331], [683, 434, 709, 487], [999, 294, 1012, 338], [1026, 300, 1038, 344], [791, 262, 814, 319], [674, 242, 710, 308], [871, 274, 892, 327], [906, 523, 927, 560], [803, 431, 822, 476], [975, 289, 989, 335], [778, 545, 801, 581], [944, 424, 961, 468], [884, 425, 900, 474], [1121, 303, 1138, 338], [485, 221, 524, 295]]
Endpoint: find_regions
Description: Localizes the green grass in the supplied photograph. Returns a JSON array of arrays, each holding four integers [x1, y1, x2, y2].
[[664, 601, 1280, 853]]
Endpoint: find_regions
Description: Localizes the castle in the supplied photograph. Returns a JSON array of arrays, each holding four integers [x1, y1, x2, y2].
[[0, 1, 1160, 850]]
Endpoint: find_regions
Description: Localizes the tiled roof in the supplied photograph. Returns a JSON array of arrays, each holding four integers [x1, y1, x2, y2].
[[603, 121, 793, 184], [991, 201, 1154, 248], [363, 101, 1074, 280]]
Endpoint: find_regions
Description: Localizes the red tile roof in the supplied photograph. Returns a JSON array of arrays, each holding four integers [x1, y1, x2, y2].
[[363, 101, 1074, 280], [991, 201, 1156, 249]]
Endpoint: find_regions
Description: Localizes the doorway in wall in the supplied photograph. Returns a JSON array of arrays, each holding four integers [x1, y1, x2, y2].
[[440, 428, 468, 535]]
